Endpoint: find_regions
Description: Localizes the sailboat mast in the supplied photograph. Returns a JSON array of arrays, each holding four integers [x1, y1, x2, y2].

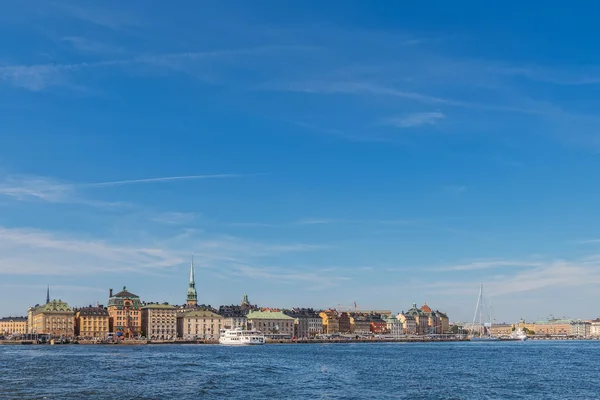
[[471, 283, 483, 336]]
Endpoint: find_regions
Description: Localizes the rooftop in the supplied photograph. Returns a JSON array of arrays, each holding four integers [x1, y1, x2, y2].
[[0, 316, 27, 322], [247, 310, 294, 320], [141, 303, 176, 310], [183, 310, 223, 318], [111, 286, 139, 299]]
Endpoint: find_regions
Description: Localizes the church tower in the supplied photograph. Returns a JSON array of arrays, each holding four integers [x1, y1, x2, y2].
[[46, 285, 50, 304], [186, 256, 198, 306]]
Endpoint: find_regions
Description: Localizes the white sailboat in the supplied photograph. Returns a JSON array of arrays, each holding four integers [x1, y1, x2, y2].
[[469, 284, 499, 341]]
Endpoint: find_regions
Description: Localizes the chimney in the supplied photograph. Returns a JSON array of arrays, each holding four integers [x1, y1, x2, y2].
[[109, 288, 113, 297]]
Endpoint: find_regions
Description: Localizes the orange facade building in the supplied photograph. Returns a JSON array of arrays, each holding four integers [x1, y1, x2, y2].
[[107, 286, 142, 338]]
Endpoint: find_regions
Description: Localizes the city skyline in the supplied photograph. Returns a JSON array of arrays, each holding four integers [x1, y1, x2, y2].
[[3, 1, 600, 322]]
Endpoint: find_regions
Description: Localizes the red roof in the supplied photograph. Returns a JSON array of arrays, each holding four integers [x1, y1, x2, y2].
[[420, 304, 432, 313]]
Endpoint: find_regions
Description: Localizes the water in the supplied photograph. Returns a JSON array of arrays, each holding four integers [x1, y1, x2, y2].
[[1, 341, 600, 399]]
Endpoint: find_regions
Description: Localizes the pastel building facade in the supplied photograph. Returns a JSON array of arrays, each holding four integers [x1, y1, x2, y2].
[[28, 300, 75, 338], [141, 304, 177, 340], [74, 306, 110, 339], [0, 317, 27, 336], [182, 310, 223, 340], [247, 310, 295, 339], [107, 287, 142, 338]]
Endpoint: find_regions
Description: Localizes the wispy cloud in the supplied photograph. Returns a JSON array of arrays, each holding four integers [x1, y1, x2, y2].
[[0, 173, 259, 204], [382, 112, 445, 128], [0, 46, 313, 91], [49, 2, 143, 31], [272, 81, 542, 114], [437, 259, 543, 271], [149, 212, 197, 225], [61, 36, 126, 55], [84, 174, 250, 187]]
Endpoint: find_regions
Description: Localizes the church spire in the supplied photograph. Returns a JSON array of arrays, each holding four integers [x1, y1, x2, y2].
[[46, 285, 50, 304], [186, 255, 198, 306]]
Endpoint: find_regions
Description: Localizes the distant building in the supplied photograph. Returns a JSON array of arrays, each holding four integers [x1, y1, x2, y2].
[[339, 312, 351, 333], [490, 324, 513, 337], [350, 315, 371, 335], [319, 310, 340, 334], [74, 306, 110, 339], [518, 319, 571, 337], [385, 316, 403, 337], [28, 299, 74, 338], [217, 294, 257, 330], [283, 308, 322, 338], [368, 314, 388, 334], [181, 310, 223, 340], [591, 318, 600, 337], [247, 310, 295, 339], [0, 317, 27, 336], [107, 286, 142, 338], [570, 320, 591, 337], [400, 304, 428, 335], [141, 304, 177, 340], [396, 313, 417, 335]]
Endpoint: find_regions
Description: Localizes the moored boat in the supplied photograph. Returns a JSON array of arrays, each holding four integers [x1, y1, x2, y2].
[[219, 327, 265, 345]]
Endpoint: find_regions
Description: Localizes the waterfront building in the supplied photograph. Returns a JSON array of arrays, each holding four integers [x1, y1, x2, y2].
[[182, 309, 223, 339], [396, 313, 417, 335], [141, 303, 177, 340], [518, 319, 571, 337], [570, 320, 591, 337], [385, 316, 403, 337], [0, 317, 27, 336], [319, 310, 340, 334], [339, 312, 351, 333], [107, 286, 142, 338], [490, 324, 513, 337], [283, 308, 322, 338], [438, 311, 450, 334], [74, 306, 110, 339], [350, 315, 371, 335], [368, 314, 388, 334], [590, 318, 600, 337], [29, 299, 75, 338], [419, 304, 450, 334], [400, 304, 428, 335], [247, 310, 295, 339], [217, 294, 257, 330]]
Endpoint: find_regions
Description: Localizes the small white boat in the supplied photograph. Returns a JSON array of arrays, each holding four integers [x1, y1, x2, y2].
[[219, 327, 265, 345], [510, 328, 528, 341]]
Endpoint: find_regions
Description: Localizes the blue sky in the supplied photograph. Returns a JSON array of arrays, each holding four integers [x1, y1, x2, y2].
[[2, 1, 600, 322]]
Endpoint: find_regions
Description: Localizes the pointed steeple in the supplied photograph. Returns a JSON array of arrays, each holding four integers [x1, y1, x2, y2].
[[186, 255, 198, 306], [46, 285, 50, 304]]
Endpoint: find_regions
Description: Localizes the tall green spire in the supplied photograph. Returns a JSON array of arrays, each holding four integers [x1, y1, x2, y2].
[[186, 255, 197, 306]]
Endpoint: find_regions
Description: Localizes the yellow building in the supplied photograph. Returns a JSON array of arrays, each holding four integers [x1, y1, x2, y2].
[[107, 286, 142, 338], [28, 300, 75, 338], [74, 306, 110, 339], [319, 310, 340, 334], [182, 310, 223, 340], [0, 317, 27, 336], [490, 324, 514, 337]]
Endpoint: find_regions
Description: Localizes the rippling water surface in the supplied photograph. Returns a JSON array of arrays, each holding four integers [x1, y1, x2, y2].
[[1, 341, 599, 399]]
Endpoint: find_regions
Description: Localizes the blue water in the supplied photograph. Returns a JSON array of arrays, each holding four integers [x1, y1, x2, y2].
[[1, 341, 599, 399]]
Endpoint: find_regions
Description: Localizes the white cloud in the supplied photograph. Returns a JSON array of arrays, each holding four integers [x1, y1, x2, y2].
[[382, 112, 445, 128]]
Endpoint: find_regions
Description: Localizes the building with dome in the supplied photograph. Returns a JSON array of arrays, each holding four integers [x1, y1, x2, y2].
[[107, 286, 142, 338]]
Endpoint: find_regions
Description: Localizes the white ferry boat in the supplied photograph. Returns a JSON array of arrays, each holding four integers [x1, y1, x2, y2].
[[219, 327, 265, 345], [510, 328, 528, 341]]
